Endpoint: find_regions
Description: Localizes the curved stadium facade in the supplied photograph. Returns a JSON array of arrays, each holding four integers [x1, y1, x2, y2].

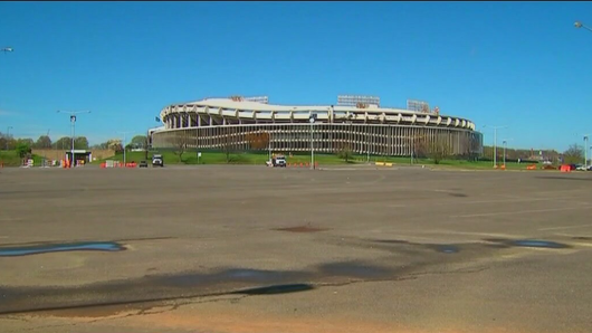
[[150, 96, 483, 157]]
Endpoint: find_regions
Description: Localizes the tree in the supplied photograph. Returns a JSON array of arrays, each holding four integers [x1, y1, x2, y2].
[[336, 143, 354, 163], [170, 133, 190, 162], [130, 135, 147, 149], [92, 139, 121, 151], [17, 138, 34, 147], [562, 144, 583, 165], [53, 137, 71, 150], [246, 132, 270, 150], [412, 135, 428, 159], [74, 137, 89, 149], [111, 143, 124, 153], [0, 132, 17, 151], [104, 139, 123, 153], [35, 135, 52, 149], [221, 128, 236, 163], [427, 135, 452, 164], [15, 141, 32, 158], [51, 136, 88, 150]]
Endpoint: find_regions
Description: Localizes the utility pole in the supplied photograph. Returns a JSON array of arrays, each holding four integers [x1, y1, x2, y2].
[[584, 134, 590, 169], [483, 125, 508, 168], [502, 138, 513, 167], [367, 127, 371, 163], [503, 140, 507, 166], [309, 114, 317, 170], [57, 110, 91, 167]]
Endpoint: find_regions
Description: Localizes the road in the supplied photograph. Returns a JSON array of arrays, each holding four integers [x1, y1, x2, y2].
[[1, 165, 592, 333]]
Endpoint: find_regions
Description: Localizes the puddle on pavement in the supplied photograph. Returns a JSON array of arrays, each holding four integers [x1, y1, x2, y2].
[[274, 226, 328, 233], [376, 239, 410, 245], [484, 238, 570, 249], [433, 245, 459, 254], [448, 193, 468, 198], [318, 262, 393, 278], [231, 283, 314, 295], [375, 239, 461, 254], [572, 236, 592, 241], [0, 242, 126, 257], [156, 268, 310, 289], [512, 240, 569, 249]]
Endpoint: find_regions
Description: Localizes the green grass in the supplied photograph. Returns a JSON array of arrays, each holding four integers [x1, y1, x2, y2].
[[91, 150, 550, 171], [94, 151, 356, 165], [0, 151, 44, 167]]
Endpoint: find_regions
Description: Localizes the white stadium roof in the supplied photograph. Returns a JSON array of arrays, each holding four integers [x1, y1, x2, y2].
[[158, 97, 476, 131]]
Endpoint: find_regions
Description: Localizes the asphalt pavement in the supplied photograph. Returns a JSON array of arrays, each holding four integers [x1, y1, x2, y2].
[[1, 165, 591, 333]]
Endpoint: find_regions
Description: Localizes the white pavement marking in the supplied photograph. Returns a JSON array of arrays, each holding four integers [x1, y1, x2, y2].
[[450, 206, 592, 219], [539, 223, 592, 231]]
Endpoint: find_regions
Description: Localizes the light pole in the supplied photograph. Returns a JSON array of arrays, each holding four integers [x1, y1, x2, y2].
[[309, 115, 315, 169], [502, 138, 513, 167], [575, 21, 592, 33], [57, 110, 91, 167], [1, 47, 13, 54], [483, 125, 508, 168], [267, 131, 271, 162], [5, 126, 13, 150], [584, 134, 590, 169], [119, 131, 133, 166]]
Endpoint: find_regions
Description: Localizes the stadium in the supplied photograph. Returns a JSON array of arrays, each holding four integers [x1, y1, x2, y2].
[[149, 95, 483, 158]]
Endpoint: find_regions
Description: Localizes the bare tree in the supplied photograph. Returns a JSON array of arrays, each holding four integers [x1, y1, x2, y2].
[[563, 144, 583, 165], [336, 142, 354, 163], [427, 135, 452, 164], [412, 135, 429, 159], [221, 127, 236, 163], [170, 132, 191, 162]]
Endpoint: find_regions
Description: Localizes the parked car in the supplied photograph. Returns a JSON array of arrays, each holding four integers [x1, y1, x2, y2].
[[265, 154, 287, 167], [152, 154, 164, 167]]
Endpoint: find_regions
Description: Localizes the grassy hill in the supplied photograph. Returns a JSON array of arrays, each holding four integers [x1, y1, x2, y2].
[[0, 151, 44, 167]]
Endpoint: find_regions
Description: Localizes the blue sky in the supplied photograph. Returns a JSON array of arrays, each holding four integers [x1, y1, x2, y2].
[[1, 1, 591, 151]]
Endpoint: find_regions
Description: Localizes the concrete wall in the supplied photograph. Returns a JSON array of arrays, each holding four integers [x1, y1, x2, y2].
[[32, 149, 116, 161]]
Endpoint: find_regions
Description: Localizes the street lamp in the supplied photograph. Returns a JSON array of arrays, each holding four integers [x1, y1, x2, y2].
[[57, 110, 91, 167], [309, 114, 317, 170], [119, 131, 133, 166], [5, 126, 13, 150], [574, 21, 592, 33], [502, 138, 513, 167], [584, 134, 590, 169], [483, 124, 508, 168], [1, 47, 13, 54]]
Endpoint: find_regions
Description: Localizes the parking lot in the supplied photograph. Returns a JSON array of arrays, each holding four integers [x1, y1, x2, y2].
[[1, 165, 592, 333]]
